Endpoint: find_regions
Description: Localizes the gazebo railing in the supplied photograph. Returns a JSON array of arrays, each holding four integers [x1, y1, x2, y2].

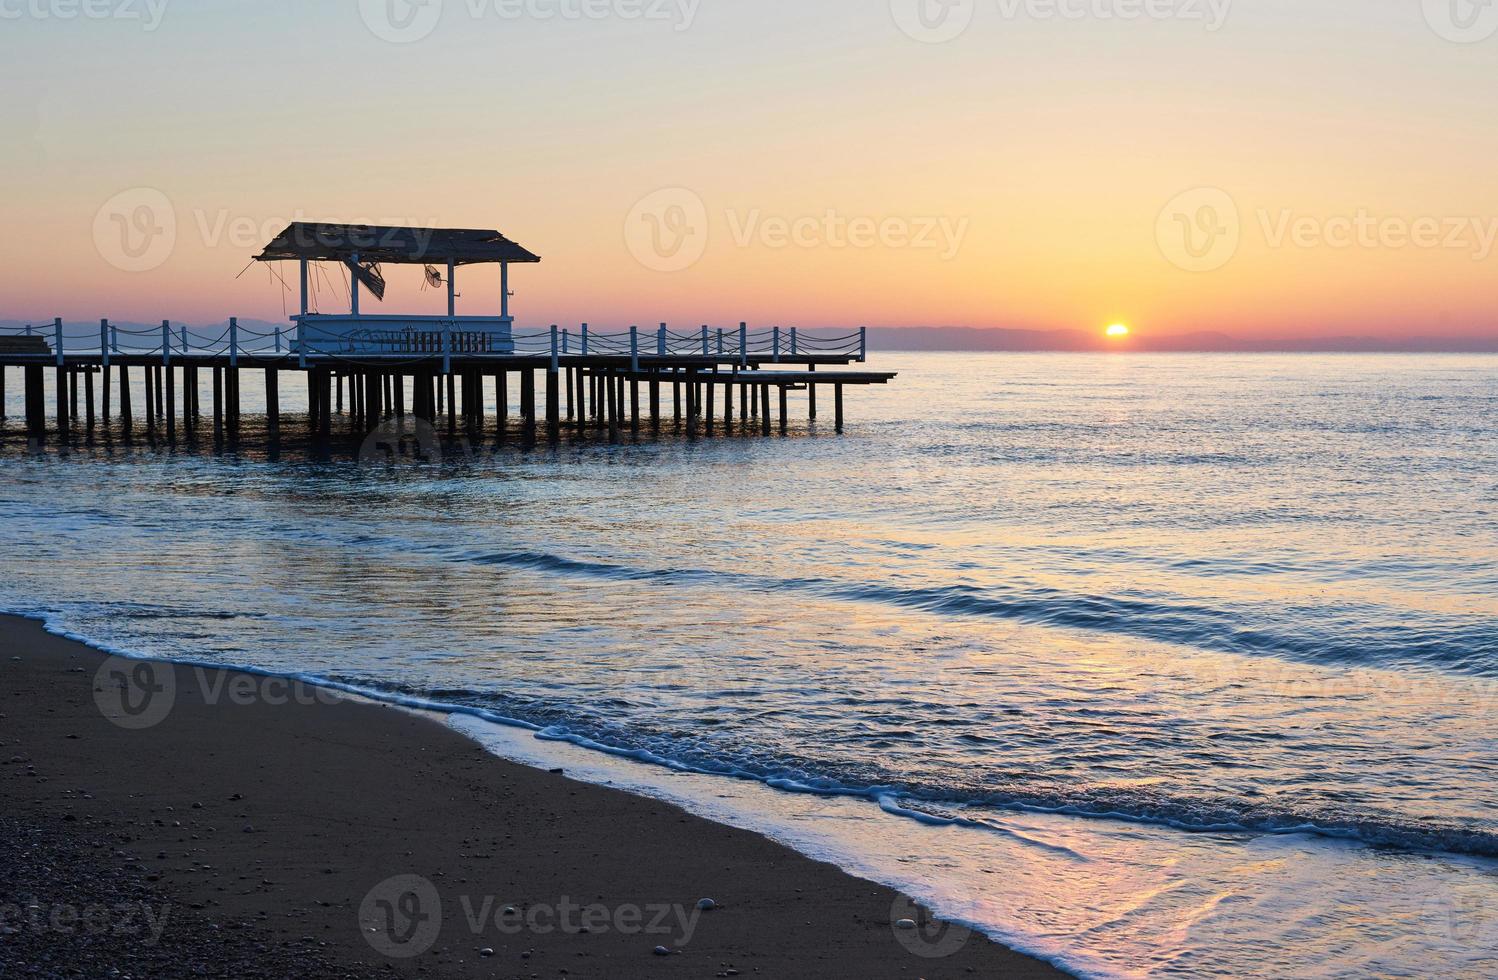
[[0, 319, 868, 368]]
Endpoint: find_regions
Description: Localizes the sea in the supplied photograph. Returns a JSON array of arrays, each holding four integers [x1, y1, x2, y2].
[[1, 352, 1494, 978]]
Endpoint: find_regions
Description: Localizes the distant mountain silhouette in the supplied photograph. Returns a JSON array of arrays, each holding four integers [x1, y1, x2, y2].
[[866, 327, 1498, 353]]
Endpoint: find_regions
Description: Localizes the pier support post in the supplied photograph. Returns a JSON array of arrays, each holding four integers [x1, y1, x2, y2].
[[724, 378, 734, 434], [705, 378, 716, 436], [228, 368, 241, 441], [779, 385, 788, 436], [118, 365, 132, 436], [685, 369, 699, 440], [446, 372, 457, 435], [318, 369, 333, 440], [144, 367, 156, 436], [546, 367, 561, 444], [25, 366, 45, 439], [212, 368, 223, 442], [56, 366, 69, 438], [760, 385, 771, 437], [574, 369, 586, 437], [835, 384, 844, 433], [394, 374, 405, 418], [166, 366, 176, 443], [266, 368, 279, 436], [520, 369, 536, 445], [630, 376, 640, 438], [84, 369, 96, 432], [808, 364, 817, 420]]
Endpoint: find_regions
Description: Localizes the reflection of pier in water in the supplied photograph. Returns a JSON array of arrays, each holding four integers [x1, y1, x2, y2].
[[0, 223, 895, 447]]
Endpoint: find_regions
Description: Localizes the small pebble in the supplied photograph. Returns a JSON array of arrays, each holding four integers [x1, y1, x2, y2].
[[653, 946, 672, 956], [479, 947, 495, 958], [895, 918, 918, 930], [696, 898, 718, 912]]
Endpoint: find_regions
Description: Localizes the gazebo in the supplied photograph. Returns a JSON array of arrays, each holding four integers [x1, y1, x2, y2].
[[254, 222, 541, 357]]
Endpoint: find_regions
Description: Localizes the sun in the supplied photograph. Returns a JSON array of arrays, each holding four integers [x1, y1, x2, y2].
[[1106, 323, 1131, 339]]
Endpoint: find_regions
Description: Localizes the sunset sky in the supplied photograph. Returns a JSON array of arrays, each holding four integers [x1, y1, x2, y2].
[[3, 1, 1495, 340]]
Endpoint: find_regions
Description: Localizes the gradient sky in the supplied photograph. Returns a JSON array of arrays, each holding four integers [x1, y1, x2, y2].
[[3, 0, 1495, 339]]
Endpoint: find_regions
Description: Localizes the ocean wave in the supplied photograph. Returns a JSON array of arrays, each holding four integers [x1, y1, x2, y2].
[[456, 549, 1498, 676]]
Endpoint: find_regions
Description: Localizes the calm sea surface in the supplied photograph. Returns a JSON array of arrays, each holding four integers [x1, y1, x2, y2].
[[2, 353, 1495, 977]]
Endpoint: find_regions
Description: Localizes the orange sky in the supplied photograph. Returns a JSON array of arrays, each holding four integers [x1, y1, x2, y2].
[[3, 3, 1495, 340]]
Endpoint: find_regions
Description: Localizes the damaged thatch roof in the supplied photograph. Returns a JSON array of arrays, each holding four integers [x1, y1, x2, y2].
[[253, 222, 541, 266]]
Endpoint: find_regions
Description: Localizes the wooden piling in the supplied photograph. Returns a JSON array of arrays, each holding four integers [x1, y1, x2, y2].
[[779, 385, 788, 435], [166, 366, 176, 443], [760, 385, 771, 437], [520, 369, 536, 444], [265, 368, 279, 435], [630, 376, 640, 438], [835, 384, 844, 433], [25, 365, 45, 439], [118, 365, 132, 435], [446, 372, 457, 434], [724, 378, 734, 434], [212, 368, 223, 441], [84, 369, 95, 431], [144, 366, 156, 435], [69, 369, 78, 423], [686, 369, 699, 440], [546, 368, 561, 443], [808, 364, 817, 420]]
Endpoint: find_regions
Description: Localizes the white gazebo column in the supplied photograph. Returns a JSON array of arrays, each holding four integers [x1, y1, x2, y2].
[[447, 258, 456, 317]]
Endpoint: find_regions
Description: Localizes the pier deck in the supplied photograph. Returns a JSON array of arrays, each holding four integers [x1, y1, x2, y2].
[[0, 321, 893, 446]]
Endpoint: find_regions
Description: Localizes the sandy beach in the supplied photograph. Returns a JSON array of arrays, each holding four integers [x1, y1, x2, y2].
[[0, 614, 1066, 979]]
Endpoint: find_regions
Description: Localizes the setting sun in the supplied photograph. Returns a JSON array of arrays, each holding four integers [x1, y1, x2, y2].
[[1107, 324, 1132, 339]]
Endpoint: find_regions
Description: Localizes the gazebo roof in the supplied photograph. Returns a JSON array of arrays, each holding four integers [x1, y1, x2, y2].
[[254, 222, 541, 266]]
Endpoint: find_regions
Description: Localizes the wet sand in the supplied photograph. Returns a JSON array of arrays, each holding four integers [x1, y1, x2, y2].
[[0, 614, 1068, 979]]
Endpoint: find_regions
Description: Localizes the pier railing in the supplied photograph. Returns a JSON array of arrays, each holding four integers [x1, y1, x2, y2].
[[0, 319, 868, 369]]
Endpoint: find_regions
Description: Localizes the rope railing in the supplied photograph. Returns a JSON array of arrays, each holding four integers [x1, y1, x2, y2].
[[0, 320, 868, 364]]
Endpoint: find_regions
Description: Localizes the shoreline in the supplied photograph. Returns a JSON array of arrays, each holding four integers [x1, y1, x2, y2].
[[0, 613, 1069, 979]]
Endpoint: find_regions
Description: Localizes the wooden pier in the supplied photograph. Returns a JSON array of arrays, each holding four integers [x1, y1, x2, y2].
[[0, 224, 895, 449]]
